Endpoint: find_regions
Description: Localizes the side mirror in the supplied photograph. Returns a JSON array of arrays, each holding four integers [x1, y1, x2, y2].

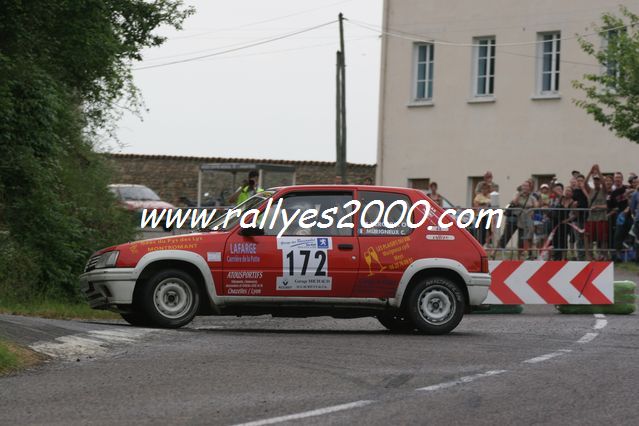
[[239, 227, 265, 237]]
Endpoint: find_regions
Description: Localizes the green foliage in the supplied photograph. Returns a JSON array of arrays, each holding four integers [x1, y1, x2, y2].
[[573, 7, 639, 143], [0, 1, 193, 302], [0, 340, 20, 374]]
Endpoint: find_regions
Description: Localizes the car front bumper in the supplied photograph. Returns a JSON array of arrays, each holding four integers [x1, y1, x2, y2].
[[79, 268, 136, 309], [467, 272, 491, 305]]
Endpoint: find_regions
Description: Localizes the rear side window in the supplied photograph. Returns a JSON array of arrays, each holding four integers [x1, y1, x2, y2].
[[358, 191, 413, 236], [262, 192, 355, 237]]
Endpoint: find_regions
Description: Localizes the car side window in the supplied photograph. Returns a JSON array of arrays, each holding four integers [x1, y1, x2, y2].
[[262, 192, 355, 237], [358, 191, 413, 236]]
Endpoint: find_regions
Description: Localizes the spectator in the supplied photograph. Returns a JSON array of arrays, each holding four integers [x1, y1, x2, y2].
[[551, 184, 577, 261], [475, 171, 499, 194], [604, 175, 615, 250], [428, 182, 443, 206], [512, 180, 538, 259], [473, 183, 492, 246], [538, 183, 551, 206], [572, 174, 588, 260], [228, 171, 263, 205], [584, 165, 609, 260], [533, 184, 551, 254], [630, 177, 639, 262], [609, 172, 630, 261]]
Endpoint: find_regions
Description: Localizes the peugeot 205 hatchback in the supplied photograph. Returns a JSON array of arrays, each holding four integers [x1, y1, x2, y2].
[[80, 185, 490, 334]]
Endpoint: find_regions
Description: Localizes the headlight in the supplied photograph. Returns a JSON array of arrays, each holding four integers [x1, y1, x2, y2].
[[95, 251, 119, 269]]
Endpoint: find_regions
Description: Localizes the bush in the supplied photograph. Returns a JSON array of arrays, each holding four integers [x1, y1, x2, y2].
[[0, 1, 192, 303]]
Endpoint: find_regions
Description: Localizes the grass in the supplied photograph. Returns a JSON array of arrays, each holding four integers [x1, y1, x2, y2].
[[0, 300, 119, 321], [616, 262, 639, 274], [0, 339, 43, 375]]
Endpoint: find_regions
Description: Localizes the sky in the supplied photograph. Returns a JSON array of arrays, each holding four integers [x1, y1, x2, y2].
[[114, 0, 383, 164]]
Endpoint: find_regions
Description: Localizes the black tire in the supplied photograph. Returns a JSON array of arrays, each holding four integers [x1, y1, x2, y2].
[[140, 269, 200, 328], [406, 276, 466, 335], [377, 312, 416, 333], [120, 311, 151, 327]]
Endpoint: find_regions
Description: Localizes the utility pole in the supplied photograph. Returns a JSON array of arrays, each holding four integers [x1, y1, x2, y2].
[[335, 13, 347, 183]]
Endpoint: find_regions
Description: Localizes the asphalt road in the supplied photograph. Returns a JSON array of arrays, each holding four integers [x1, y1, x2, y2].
[[0, 271, 637, 425]]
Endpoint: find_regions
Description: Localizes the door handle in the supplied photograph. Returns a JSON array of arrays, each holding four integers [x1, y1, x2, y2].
[[338, 243, 354, 250]]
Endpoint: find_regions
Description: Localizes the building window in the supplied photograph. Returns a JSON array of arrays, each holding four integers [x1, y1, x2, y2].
[[532, 174, 555, 190], [538, 32, 561, 93], [408, 178, 430, 190], [414, 43, 434, 100], [604, 28, 625, 80], [473, 37, 495, 96]]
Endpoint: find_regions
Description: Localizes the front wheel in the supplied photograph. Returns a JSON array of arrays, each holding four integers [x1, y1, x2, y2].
[[140, 269, 200, 328], [406, 276, 465, 335], [120, 311, 151, 327]]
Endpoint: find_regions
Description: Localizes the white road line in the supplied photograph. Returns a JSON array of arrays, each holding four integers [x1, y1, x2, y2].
[[233, 400, 375, 426], [576, 314, 607, 344], [523, 349, 572, 364], [594, 319, 608, 330], [577, 332, 599, 344], [416, 370, 507, 392]]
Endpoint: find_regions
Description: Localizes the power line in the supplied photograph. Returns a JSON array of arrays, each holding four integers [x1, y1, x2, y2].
[[143, 32, 353, 63], [170, 0, 355, 40], [346, 18, 634, 48], [199, 36, 377, 63], [496, 49, 603, 68], [133, 20, 338, 71]]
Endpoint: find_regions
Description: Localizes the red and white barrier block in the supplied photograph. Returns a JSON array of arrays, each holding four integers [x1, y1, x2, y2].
[[484, 261, 614, 305]]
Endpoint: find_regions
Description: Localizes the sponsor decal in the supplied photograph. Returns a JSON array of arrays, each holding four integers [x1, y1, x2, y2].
[[359, 227, 407, 236], [207, 251, 221, 262], [225, 270, 263, 295], [365, 236, 414, 274], [136, 236, 204, 253], [226, 271, 263, 279], [229, 242, 257, 254], [276, 237, 332, 290], [426, 234, 455, 241], [426, 225, 448, 232], [276, 237, 333, 250], [226, 255, 261, 263]]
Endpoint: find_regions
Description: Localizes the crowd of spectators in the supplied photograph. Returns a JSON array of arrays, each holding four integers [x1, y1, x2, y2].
[[469, 166, 639, 262]]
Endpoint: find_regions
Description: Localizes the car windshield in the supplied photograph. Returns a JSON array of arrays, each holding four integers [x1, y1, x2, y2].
[[209, 190, 276, 231], [117, 186, 161, 201]]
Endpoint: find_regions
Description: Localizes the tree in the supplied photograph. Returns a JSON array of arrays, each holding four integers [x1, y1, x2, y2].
[[0, 1, 193, 301], [573, 6, 639, 144]]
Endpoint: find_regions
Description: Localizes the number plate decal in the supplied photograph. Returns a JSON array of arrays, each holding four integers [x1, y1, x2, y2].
[[276, 237, 332, 290]]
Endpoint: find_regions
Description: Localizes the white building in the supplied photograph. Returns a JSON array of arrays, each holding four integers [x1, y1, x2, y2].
[[376, 0, 639, 206]]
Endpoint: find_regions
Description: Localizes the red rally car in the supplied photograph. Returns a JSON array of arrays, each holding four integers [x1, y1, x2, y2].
[[80, 185, 490, 334]]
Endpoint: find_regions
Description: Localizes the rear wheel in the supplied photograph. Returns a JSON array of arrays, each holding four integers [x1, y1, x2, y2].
[[140, 269, 200, 328], [406, 276, 465, 335], [377, 312, 416, 333]]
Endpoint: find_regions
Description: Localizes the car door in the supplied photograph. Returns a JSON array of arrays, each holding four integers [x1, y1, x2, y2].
[[222, 190, 360, 298], [353, 190, 416, 298]]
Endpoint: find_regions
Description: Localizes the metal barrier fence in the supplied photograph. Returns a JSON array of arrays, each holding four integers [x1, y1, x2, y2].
[[462, 206, 636, 262]]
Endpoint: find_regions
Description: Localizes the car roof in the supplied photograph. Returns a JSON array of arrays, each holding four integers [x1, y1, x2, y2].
[[270, 184, 418, 192], [108, 184, 150, 188]]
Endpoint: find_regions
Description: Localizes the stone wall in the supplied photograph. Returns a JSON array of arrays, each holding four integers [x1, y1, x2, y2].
[[106, 153, 376, 206]]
